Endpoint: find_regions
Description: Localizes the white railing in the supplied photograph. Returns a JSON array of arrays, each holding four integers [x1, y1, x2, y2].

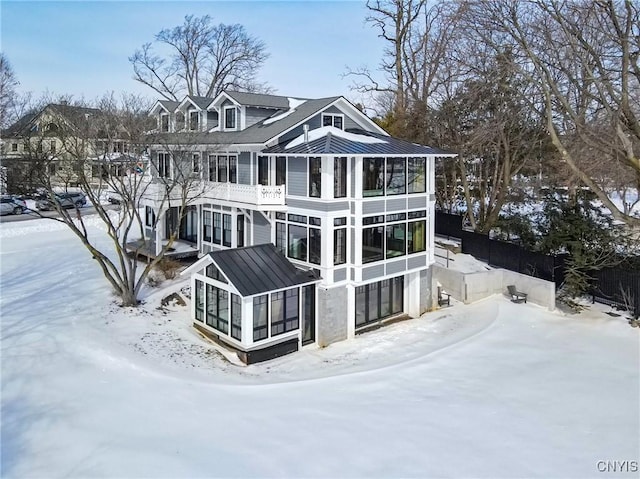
[[140, 180, 285, 206]]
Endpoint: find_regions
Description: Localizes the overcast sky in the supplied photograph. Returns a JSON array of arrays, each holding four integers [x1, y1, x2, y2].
[[2, 0, 387, 105]]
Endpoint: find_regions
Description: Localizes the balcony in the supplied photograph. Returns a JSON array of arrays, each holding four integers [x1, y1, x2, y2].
[[140, 180, 285, 207]]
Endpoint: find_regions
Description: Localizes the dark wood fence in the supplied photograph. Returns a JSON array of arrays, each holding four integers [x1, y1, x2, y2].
[[435, 211, 639, 318]]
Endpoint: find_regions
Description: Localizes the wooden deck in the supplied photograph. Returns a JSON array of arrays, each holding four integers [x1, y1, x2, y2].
[[125, 239, 199, 260]]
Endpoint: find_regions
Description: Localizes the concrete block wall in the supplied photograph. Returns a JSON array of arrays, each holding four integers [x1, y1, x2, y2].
[[433, 264, 556, 310], [317, 286, 348, 347]]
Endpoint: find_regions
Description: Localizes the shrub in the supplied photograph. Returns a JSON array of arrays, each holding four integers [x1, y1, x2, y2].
[[155, 257, 182, 280]]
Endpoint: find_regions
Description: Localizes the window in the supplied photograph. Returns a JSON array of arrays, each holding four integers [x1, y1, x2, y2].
[[157, 152, 171, 178], [271, 289, 299, 336], [386, 157, 406, 195], [355, 276, 404, 328], [213, 212, 221, 244], [408, 220, 426, 253], [229, 155, 237, 183], [189, 111, 199, 131], [206, 264, 227, 283], [258, 156, 269, 186], [237, 215, 244, 247], [334, 228, 347, 265], [386, 223, 406, 258], [309, 157, 321, 197], [195, 280, 205, 322], [224, 106, 236, 129], [218, 155, 228, 182], [145, 206, 156, 227], [362, 227, 384, 263], [206, 284, 228, 334], [276, 222, 286, 255], [48, 163, 57, 175], [11, 143, 18, 152], [276, 157, 286, 185], [192, 154, 200, 174], [208, 155, 216, 181], [203, 211, 212, 242], [363, 157, 384, 196], [253, 295, 268, 341], [231, 294, 242, 340], [408, 158, 426, 193], [160, 114, 169, 132], [223, 214, 232, 247], [309, 228, 321, 265], [322, 113, 344, 130], [288, 224, 307, 261], [50, 140, 56, 155], [334, 157, 347, 198]]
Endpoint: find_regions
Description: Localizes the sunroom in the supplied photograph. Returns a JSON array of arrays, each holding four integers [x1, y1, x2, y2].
[[182, 244, 320, 364]]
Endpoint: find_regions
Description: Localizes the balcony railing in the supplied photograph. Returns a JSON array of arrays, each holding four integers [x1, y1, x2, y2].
[[140, 180, 285, 206]]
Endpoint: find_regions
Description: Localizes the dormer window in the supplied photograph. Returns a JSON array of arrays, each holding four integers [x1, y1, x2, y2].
[[224, 106, 237, 130], [322, 113, 343, 130], [189, 111, 199, 131], [176, 112, 185, 131], [160, 114, 169, 132]]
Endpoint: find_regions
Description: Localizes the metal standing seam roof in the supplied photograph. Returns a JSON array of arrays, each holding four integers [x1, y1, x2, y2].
[[209, 244, 320, 297], [263, 129, 455, 156]]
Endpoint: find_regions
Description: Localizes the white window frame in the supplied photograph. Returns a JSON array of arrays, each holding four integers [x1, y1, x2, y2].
[[189, 110, 200, 131], [223, 106, 237, 131], [159, 113, 169, 132], [321, 113, 345, 130]]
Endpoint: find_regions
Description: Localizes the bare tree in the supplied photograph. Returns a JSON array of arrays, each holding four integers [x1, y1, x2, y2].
[[13, 94, 210, 306], [130, 15, 270, 101], [468, 0, 640, 227], [0, 53, 20, 128]]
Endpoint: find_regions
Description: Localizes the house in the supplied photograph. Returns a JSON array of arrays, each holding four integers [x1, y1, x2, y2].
[[0, 102, 137, 192], [143, 90, 455, 363]]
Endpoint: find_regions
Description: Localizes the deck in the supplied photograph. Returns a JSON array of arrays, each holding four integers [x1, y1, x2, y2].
[[125, 238, 199, 260]]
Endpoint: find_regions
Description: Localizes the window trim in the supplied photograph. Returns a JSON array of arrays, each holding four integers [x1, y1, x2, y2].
[[321, 113, 345, 130], [223, 106, 237, 130]]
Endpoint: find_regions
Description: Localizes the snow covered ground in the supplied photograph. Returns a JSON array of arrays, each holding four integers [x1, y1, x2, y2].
[[1, 216, 638, 478]]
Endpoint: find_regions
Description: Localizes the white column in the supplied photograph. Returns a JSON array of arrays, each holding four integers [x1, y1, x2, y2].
[[241, 297, 253, 347], [321, 155, 331, 199], [407, 271, 421, 318]]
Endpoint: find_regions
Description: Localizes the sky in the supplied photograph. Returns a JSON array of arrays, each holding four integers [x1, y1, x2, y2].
[[1, 0, 387, 105]]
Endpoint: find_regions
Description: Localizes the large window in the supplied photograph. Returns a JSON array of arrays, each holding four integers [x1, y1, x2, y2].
[[334, 157, 347, 198], [309, 228, 321, 265], [355, 276, 404, 328], [362, 212, 426, 263], [276, 156, 286, 185], [386, 157, 406, 195], [224, 107, 236, 129], [218, 156, 228, 183], [288, 224, 307, 261], [309, 157, 321, 197], [270, 289, 299, 336], [213, 212, 221, 244], [334, 228, 347, 265], [231, 294, 242, 340], [408, 158, 426, 193], [363, 158, 384, 197], [208, 155, 216, 181], [280, 216, 320, 265], [223, 214, 232, 247], [157, 152, 171, 179], [258, 156, 269, 185], [253, 295, 268, 341], [206, 284, 229, 334], [203, 211, 212, 242], [195, 280, 205, 322]]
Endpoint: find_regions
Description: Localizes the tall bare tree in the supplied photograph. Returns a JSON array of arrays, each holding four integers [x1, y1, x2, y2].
[[0, 53, 19, 128], [466, 0, 640, 227], [130, 15, 270, 101]]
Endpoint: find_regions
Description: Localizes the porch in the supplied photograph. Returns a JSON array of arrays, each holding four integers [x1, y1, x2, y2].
[[125, 238, 199, 260]]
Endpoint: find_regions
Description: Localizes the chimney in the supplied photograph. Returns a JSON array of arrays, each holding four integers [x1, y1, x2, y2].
[[303, 124, 309, 143]]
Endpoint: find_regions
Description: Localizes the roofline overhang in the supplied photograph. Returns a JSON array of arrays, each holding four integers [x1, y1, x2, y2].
[[208, 91, 240, 111], [177, 96, 205, 112]]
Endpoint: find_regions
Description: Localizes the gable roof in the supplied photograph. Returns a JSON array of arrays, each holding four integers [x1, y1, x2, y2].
[[178, 96, 213, 111], [224, 91, 292, 109], [2, 103, 102, 137], [263, 127, 456, 156], [209, 244, 320, 297]]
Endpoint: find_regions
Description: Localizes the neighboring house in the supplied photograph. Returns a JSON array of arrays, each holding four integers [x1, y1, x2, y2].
[[147, 90, 455, 363], [0, 103, 132, 191]]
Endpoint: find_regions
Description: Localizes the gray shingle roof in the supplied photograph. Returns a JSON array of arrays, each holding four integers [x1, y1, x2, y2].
[[210, 244, 320, 297], [263, 129, 455, 156], [225, 91, 293, 109], [186, 96, 214, 110], [2, 104, 102, 137], [159, 100, 180, 112]]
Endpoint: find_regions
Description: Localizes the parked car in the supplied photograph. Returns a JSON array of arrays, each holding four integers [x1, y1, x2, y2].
[[36, 192, 87, 211], [0, 196, 27, 215]]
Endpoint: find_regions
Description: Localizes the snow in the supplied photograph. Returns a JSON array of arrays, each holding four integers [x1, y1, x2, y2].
[[262, 98, 306, 125], [285, 126, 387, 150], [1, 216, 639, 478]]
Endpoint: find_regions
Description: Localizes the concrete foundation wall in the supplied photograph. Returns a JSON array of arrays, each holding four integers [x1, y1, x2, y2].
[[419, 268, 433, 314], [433, 265, 556, 310], [317, 286, 348, 347]]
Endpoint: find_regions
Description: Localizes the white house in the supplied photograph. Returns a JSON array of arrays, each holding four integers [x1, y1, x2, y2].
[[144, 90, 455, 363]]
